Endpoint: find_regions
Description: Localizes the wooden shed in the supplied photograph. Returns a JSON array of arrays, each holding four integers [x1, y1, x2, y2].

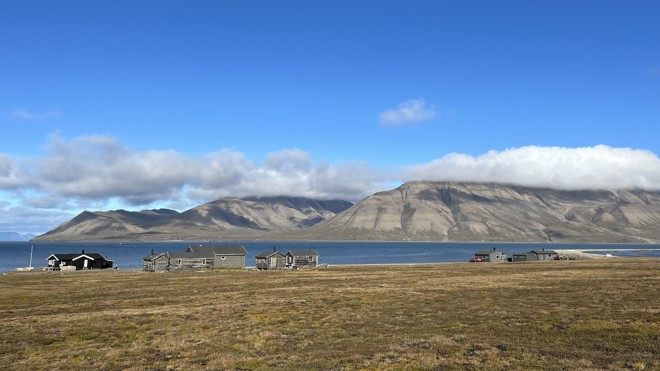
[[286, 250, 319, 269], [255, 251, 286, 270], [167, 251, 212, 272], [143, 252, 168, 272]]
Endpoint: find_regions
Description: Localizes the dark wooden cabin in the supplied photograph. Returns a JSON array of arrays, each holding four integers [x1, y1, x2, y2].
[[47, 251, 113, 270], [512, 249, 558, 262]]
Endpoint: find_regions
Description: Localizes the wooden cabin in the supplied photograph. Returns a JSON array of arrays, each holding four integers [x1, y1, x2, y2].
[[512, 249, 558, 262], [142, 252, 168, 272], [187, 245, 248, 269], [166, 251, 212, 272], [511, 253, 530, 262], [47, 253, 77, 270], [255, 251, 286, 270], [286, 250, 319, 269], [527, 249, 558, 261], [47, 251, 113, 270], [144, 244, 248, 272], [473, 248, 508, 263]]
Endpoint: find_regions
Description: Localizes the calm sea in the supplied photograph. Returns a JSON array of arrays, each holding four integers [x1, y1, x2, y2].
[[1, 241, 660, 272]]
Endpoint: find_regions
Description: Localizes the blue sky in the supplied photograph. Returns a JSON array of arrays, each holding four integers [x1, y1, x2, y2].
[[2, 1, 660, 235]]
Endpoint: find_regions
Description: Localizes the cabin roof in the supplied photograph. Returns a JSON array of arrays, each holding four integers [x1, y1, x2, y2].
[[47, 252, 110, 261], [72, 253, 109, 261], [255, 251, 286, 259], [187, 245, 247, 256], [475, 249, 505, 255], [168, 251, 208, 259], [47, 253, 78, 261], [528, 250, 558, 255], [287, 250, 319, 257], [143, 252, 166, 260]]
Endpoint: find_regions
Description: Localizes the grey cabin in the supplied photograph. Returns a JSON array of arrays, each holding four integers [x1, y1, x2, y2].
[[47, 251, 114, 270], [528, 249, 558, 261], [473, 248, 508, 263], [255, 250, 287, 270], [512, 249, 558, 262], [286, 250, 319, 269], [143, 244, 248, 272]]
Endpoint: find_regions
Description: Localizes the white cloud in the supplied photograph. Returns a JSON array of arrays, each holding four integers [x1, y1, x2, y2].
[[3, 136, 660, 234], [10, 108, 63, 120], [0, 154, 32, 189], [379, 98, 436, 125], [403, 145, 660, 190], [2, 135, 380, 212]]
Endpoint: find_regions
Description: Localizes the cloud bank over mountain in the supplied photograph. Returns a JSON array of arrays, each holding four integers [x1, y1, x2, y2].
[[404, 145, 660, 191], [2, 135, 660, 234]]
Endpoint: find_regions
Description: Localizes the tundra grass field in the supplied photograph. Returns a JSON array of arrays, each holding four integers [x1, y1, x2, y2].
[[1, 258, 658, 370]]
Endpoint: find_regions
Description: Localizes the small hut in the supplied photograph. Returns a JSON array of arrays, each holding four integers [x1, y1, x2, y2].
[[143, 252, 168, 272], [255, 250, 286, 270], [286, 250, 319, 269]]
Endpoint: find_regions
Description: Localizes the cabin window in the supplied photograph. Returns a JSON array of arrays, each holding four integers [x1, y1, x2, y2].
[[221, 256, 226, 260], [202, 258, 207, 265], [177, 259, 182, 265]]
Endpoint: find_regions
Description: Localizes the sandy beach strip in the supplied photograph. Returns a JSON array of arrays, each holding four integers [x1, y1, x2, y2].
[[554, 249, 616, 259]]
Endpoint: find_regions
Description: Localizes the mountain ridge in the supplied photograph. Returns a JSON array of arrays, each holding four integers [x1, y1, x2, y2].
[[33, 182, 660, 243], [34, 197, 353, 241], [288, 181, 660, 243]]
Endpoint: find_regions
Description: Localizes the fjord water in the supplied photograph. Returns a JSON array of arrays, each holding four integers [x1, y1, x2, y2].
[[2, 241, 660, 272]]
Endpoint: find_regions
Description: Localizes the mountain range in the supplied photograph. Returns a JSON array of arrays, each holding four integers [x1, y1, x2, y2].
[[34, 196, 352, 241], [0, 232, 37, 241], [33, 181, 660, 243]]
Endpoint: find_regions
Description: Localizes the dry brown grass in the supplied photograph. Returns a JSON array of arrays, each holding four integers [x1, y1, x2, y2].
[[1, 258, 659, 370]]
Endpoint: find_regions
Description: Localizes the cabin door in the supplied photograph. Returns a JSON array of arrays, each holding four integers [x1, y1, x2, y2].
[[84, 259, 89, 269]]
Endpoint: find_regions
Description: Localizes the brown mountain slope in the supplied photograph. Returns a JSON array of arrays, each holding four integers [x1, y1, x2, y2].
[[34, 197, 353, 241], [290, 181, 660, 243], [34, 182, 660, 242]]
